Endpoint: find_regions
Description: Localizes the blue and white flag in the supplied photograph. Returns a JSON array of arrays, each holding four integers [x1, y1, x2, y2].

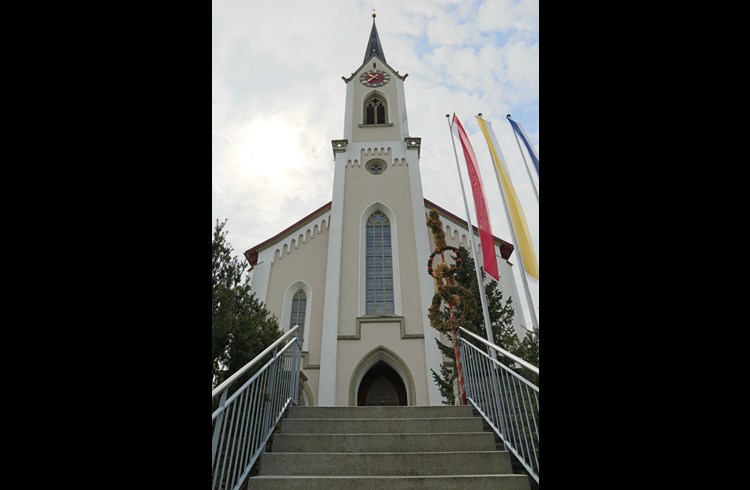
[[507, 115, 539, 175]]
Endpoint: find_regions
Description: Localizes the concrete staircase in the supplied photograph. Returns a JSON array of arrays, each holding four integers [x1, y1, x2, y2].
[[247, 405, 531, 489]]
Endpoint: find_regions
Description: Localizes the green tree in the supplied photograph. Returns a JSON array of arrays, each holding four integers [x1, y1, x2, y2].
[[430, 246, 521, 404], [212, 219, 281, 389], [515, 325, 539, 386]]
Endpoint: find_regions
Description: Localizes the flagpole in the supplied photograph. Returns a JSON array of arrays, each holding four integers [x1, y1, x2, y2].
[[447, 115, 512, 438], [445, 114, 497, 349], [507, 114, 538, 202], [477, 114, 539, 331]]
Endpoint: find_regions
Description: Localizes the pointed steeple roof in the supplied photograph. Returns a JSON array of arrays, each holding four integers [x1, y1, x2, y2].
[[363, 12, 386, 63]]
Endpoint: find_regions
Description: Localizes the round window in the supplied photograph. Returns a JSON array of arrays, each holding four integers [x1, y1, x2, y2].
[[366, 159, 387, 175]]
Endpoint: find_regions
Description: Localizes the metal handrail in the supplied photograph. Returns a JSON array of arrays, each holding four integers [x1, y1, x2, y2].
[[211, 325, 302, 490], [457, 326, 539, 484], [212, 325, 300, 398], [458, 326, 539, 374]]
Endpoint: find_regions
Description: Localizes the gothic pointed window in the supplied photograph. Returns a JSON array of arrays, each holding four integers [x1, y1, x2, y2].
[[364, 95, 387, 125], [290, 290, 306, 343], [366, 211, 394, 314]]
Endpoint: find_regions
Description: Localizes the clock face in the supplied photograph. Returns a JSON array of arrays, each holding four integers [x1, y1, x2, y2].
[[359, 69, 391, 87]]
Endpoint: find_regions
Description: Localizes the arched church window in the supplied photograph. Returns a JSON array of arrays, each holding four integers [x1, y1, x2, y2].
[[364, 95, 387, 125], [290, 289, 306, 343], [366, 211, 394, 314]]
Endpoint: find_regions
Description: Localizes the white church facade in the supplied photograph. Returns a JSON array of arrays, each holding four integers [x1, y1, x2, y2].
[[245, 16, 527, 407]]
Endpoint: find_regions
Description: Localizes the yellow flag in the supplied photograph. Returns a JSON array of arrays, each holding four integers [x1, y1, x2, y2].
[[476, 116, 539, 280]]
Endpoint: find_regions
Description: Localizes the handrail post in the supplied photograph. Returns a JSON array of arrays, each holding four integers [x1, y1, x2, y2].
[[261, 346, 280, 444], [297, 368, 308, 407], [293, 339, 302, 405], [485, 341, 511, 452], [458, 339, 469, 401], [211, 390, 228, 467], [291, 326, 302, 406], [490, 353, 509, 449]]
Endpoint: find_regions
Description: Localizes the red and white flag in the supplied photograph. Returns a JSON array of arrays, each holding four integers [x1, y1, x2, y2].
[[451, 114, 499, 281]]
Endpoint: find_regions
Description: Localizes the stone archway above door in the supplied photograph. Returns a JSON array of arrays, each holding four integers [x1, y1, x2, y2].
[[348, 345, 417, 406], [357, 361, 407, 406]]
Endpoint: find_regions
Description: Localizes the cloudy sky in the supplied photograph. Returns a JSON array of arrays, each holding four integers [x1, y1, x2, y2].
[[212, 0, 539, 328]]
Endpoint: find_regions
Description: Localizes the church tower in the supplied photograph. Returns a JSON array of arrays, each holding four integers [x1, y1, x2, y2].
[[246, 14, 526, 407], [319, 12, 442, 406]]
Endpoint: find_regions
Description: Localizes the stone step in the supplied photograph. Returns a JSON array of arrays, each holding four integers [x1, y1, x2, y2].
[[258, 451, 513, 476], [286, 405, 474, 419], [278, 417, 483, 434], [271, 431, 497, 453], [248, 475, 531, 490]]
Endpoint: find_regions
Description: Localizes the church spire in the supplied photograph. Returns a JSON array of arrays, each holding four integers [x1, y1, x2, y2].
[[363, 11, 386, 63]]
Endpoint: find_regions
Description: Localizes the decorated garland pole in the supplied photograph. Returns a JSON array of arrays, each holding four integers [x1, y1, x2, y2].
[[427, 211, 467, 405]]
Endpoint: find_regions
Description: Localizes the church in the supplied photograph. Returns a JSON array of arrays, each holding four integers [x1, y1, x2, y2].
[[245, 14, 528, 407]]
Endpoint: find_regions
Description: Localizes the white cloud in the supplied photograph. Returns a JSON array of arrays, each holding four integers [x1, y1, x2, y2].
[[476, 0, 539, 34]]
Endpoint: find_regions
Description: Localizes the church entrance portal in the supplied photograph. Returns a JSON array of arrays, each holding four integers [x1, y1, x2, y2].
[[356, 361, 407, 406]]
